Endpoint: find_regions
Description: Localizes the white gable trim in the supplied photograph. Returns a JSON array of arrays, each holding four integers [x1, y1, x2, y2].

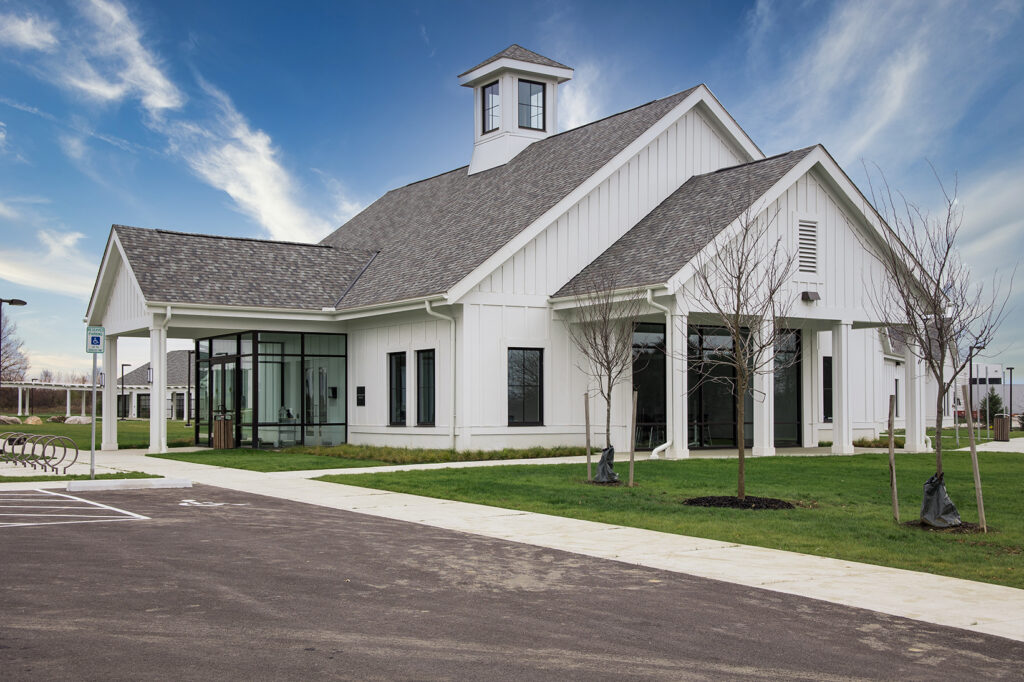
[[448, 85, 764, 304], [85, 230, 148, 328], [667, 145, 895, 294]]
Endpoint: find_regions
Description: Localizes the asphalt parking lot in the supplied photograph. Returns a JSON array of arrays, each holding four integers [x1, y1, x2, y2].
[[1, 485, 1021, 681]]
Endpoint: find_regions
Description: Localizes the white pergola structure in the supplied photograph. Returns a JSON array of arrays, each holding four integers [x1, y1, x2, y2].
[[7, 380, 95, 417]]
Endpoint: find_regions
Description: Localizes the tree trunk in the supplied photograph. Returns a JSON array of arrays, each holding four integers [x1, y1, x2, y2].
[[934, 391, 945, 475], [736, 385, 746, 500], [605, 378, 612, 450], [887, 394, 899, 523]]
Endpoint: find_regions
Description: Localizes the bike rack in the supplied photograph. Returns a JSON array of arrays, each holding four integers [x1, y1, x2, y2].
[[0, 431, 81, 474]]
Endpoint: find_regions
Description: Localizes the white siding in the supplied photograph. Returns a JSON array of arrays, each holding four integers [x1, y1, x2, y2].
[[473, 107, 743, 298], [101, 260, 149, 335], [346, 311, 453, 448]]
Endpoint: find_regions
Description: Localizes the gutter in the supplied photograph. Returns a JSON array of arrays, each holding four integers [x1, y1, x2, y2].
[[645, 289, 673, 460], [424, 300, 457, 451]]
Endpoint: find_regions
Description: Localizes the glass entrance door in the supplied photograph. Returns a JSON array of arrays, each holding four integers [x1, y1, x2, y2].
[[211, 360, 236, 449]]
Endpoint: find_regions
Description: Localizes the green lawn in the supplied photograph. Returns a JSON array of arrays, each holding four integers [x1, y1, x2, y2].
[[150, 449, 390, 472], [150, 444, 586, 472], [321, 451, 1024, 589], [0, 420, 194, 450], [0, 471, 159, 483]]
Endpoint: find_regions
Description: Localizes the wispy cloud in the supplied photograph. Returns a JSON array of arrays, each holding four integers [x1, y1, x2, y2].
[[159, 79, 336, 242], [739, 1, 1022, 168], [0, 200, 18, 220], [559, 60, 602, 130], [5, 0, 350, 242], [0, 230, 96, 298], [0, 13, 59, 51]]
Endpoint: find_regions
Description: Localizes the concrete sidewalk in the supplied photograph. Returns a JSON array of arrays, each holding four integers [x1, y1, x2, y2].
[[2, 447, 1022, 642]]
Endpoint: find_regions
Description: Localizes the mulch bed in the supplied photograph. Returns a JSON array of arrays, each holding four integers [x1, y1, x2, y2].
[[901, 520, 991, 534], [682, 495, 794, 510]]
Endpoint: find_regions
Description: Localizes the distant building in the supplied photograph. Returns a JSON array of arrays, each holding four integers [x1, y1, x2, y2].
[[117, 349, 194, 421]]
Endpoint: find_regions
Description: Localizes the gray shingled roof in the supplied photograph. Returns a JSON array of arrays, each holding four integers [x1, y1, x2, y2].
[[119, 349, 192, 386], [554, 147, 817, 297], [321, 87, 699, 309], [114, 226, 375, 310], [458, 44, 570, 78]]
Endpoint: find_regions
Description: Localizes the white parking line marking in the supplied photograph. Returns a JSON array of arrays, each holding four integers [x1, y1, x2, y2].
[[0, 489, 150, 528]]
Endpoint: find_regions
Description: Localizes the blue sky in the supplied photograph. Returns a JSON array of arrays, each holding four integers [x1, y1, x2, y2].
[[1, 0, 1022, 378]]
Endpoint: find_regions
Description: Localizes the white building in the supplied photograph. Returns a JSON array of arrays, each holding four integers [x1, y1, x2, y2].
[[86, 45, 935, 455]]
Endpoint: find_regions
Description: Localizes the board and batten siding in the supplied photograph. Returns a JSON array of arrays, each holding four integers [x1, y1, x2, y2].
[[473, 106, 744, 298], [101, 259, 149, 335], [346, 312, 453, 448]]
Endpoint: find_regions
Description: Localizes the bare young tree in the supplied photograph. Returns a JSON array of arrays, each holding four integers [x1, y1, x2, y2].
[[866, 166, 1013, 476], [565, 272, 647, 482], [688, 198, 797, 500], [1, 314, 29, 383]]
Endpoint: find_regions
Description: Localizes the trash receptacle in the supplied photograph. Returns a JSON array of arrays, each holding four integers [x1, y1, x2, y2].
[[994, 414, 1010, 442]]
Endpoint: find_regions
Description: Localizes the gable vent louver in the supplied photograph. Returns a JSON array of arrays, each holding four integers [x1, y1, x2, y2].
[[797, 219, 818, 273]]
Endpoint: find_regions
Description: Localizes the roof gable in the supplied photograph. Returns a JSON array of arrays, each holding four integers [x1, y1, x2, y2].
[[321, 87, 701, 309], [554, 147, 816, 297], [114, 226, 375, 311]]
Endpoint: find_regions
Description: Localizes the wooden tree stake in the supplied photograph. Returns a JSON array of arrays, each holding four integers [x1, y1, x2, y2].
[[584, 392, 592, 482], [629, 390, 638, 487], [962, 384, 987, 532], [887, 394, 899, 523]]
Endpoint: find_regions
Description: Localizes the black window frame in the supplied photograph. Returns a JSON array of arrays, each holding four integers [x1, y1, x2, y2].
[[822, 356, 833, 423], [416, 349, 436, 427], [388, 351, 407, 427], [482, 80, 500, 134], [517, 79, 545, 131], [507, 347, 544, 427]]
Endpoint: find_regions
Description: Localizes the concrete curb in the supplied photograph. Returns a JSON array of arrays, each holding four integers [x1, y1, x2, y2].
[[67, 477, 192, 492]]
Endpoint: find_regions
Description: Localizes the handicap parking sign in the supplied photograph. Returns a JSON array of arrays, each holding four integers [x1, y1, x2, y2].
[[86, 326, 105, 354]]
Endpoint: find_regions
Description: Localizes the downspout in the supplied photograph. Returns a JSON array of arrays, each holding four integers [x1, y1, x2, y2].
[[425, 300, 457, 451], [646, 289, 672, 460]]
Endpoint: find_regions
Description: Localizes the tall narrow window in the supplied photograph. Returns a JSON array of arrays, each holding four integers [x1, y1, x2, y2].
[[518, 80, 545, 130], [416, 349, 435, 427], [482, 81, 500, 134], [508, 348, 543, 426], [798, 219, 818, 273], [894, 378, 900, 418], [388, 352, 406, 426], [822, 356, 833, 422]]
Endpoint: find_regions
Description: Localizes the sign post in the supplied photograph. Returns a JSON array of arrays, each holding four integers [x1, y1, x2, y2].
[[86, 327, 105, 480]]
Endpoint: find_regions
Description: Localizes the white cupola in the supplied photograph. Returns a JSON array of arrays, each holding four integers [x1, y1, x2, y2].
[[458, 45, 574, 174]]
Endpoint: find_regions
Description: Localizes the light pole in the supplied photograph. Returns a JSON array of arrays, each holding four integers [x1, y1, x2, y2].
[[0, 298, 28, 392], [120, 363, 130, 420], [1009, 366, 1015, 431]]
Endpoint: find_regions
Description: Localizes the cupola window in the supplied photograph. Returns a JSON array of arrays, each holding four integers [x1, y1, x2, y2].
[[518, 79, 545, 130], [482, 81, 500, 134]]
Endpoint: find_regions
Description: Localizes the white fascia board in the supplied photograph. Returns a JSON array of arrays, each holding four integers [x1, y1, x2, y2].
[[448, 85, 755, 304], [85, 230, 149, 328], [458, 59, 574, 86], [667, 146, 837, 293], [697, 85, 764, 162], [143, 295, 449, 325], [84, 229, 118, 324], [548, 284, 668, 311]]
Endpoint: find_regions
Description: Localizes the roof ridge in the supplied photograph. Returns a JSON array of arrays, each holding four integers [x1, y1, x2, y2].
[[114, 224, 334, 249], [545, 86, 701, 141], [701, 144, 818, 177]]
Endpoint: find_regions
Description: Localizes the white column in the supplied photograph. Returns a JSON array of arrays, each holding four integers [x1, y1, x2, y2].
[[802, 329, 819, 448], [102, 335, 118, 451], [831, 321, 854, 454], [752, 319, 775, 457], [149, 326, 167, 453], [80, 391, 85, 416], [26, 389, 30, 414], [17, 387, 22, 415], [66, 389, 71, 417], [671, 308, 689, 458], [904, 339, 930, 452]]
